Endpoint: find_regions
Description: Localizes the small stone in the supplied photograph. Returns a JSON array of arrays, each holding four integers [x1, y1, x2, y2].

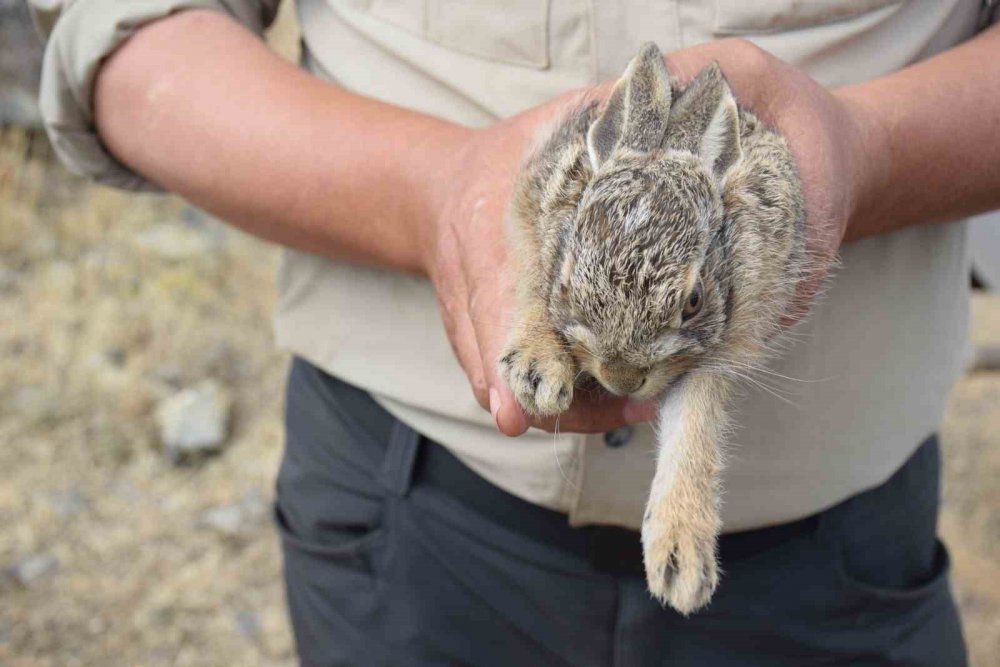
[[199, 505, 245, 536], [11, 553, 58, 586], [155, 380, 232, 463], [10, 385, 58, 422], [198, 489, 268, 536], [105, 347, 127, 368], [152, 363, 184, 389], [42, 261, 76, 298], [109, 478, 142, 502], [25, 233, 57, 259], [239, 489, 269, 519], [234, 609, 260, 640], [86, 349, 129, 391], [86, 617, 106, 635], [135, 222, 217, 261], [0, 266, 19, 293], [51, 485, 86, 518]]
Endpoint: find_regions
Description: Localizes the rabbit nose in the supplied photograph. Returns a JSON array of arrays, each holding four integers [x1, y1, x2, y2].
[[599, 362, 647, 395]]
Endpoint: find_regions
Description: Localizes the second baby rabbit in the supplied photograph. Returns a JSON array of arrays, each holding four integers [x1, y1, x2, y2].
[[498, 43, 811, 614]]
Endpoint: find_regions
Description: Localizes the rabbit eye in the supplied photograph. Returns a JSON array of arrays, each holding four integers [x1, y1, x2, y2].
[[681, 281, 703, 322]]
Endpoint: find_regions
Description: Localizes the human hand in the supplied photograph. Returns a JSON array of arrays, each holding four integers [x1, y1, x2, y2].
[[423, 92, 662, 437], [660, 39, 886, 320], [424, 39, 883, 437]]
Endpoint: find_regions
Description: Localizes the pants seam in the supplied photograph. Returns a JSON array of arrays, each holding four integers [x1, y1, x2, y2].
[[609, 577, 624, 667]]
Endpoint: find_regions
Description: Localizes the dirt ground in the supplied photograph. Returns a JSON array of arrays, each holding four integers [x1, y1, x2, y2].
[[1, 8, 999, 664], [0, 126, 292, 667]]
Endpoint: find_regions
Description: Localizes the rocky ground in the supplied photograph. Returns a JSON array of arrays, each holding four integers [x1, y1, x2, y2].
[[0, 126, 293, 667], [1, 7, 998, 664], [941, 294, 1000, 665]]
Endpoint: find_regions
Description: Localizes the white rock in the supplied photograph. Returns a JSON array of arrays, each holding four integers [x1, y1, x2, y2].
[[50, 485, 86, 518], [42, 261, 76, 299], [152, 363, 184, 388], [155, 380, 232, 462], [199, 505, 245, 535], [135, 223, 217, 261], [234, 609, 260, 640], [0, 266, 19, 293], [198, 490, 268, 536], [10, 385, 58, 422], [12, 553, 58, 586]]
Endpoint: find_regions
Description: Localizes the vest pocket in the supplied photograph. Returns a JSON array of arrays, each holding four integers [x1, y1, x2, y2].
[[713, 0, 903, 34]]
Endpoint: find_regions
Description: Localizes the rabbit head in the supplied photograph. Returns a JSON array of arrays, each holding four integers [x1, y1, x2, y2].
[[549, 44, 743, 398]]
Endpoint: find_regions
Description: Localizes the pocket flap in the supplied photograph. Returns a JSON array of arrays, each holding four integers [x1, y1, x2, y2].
[[427, 0, 549, 69], [714, 0, 903, 34]]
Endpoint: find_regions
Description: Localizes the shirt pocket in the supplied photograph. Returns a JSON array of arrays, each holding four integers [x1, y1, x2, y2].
[[360, 0, 550, 69], [712, 0, 904, 34]]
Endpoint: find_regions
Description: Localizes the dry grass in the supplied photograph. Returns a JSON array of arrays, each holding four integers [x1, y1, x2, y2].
[[0, 126, 292, 667], [942, 362, 1000, 664]]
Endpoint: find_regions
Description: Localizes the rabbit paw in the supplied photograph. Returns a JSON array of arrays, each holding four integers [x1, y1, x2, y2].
[[498, 338, 575, 416], [641, 511, 720, 615]]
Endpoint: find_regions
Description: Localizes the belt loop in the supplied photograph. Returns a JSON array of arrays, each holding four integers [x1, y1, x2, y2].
[[379, 418, 421, 497]]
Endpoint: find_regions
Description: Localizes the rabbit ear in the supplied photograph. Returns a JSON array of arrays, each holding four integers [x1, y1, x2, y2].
[[587, 42, 672, 171], [665, 62, 742, 179]]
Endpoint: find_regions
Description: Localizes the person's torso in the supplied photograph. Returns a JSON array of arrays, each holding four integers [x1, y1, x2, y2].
[[275, 0, 978, 531]]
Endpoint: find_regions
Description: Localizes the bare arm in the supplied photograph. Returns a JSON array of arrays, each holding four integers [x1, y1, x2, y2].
[[94, 9, 469, 274], [838, 23, 1000, 240]]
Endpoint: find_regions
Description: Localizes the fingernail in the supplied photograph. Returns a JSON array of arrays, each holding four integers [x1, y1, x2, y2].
[[623, 398, 658, 424], [489, 387, 501, 427]]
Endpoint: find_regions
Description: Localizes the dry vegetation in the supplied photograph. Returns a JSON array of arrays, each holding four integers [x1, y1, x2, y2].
[[0, 127, 292, 667]]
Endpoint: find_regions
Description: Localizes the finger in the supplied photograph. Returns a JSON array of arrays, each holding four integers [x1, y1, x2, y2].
[[433, 230, 492, 409], [452, 189, 531, 436], [439, 290, 491, 409], [465, 255, 530, 437], [493, 379, 529, 436], [455, 307, 490, 409], [526, 394, 659, 434]]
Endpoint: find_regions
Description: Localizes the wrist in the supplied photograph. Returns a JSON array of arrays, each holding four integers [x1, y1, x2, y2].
[[414, 109, 544, 279], [406, 121, 477, 277], [834, 85, 893, 242]]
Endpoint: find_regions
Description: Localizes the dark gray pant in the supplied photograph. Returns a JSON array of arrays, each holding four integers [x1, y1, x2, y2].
[[276, 359, 966, 667]]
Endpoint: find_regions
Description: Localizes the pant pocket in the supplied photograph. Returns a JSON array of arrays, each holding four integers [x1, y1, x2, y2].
[[832, 537, 951, 604], [809, 438, 968, 666], [277, 360, 399, 579], [275, 499, 387, 577]]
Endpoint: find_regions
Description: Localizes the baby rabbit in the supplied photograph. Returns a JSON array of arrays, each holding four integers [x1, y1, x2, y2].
[[498, 43, 809, 614]]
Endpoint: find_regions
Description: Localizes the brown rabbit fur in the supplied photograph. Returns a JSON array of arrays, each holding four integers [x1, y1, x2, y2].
[[498, 43, 812, 614]]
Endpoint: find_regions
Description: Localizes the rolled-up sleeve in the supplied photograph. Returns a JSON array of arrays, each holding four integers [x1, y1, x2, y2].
[[32, 0, 281, 190]]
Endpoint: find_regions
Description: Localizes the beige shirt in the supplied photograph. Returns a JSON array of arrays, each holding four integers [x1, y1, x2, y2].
[[37, 0, 989, 531]]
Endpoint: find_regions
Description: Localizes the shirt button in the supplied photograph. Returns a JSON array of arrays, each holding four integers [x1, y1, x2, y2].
[[603, 426, 633, 449]]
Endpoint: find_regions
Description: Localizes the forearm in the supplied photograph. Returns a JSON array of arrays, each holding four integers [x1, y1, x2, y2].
[[839, 24, 1000, 242], [94, 9, 469, 273]]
